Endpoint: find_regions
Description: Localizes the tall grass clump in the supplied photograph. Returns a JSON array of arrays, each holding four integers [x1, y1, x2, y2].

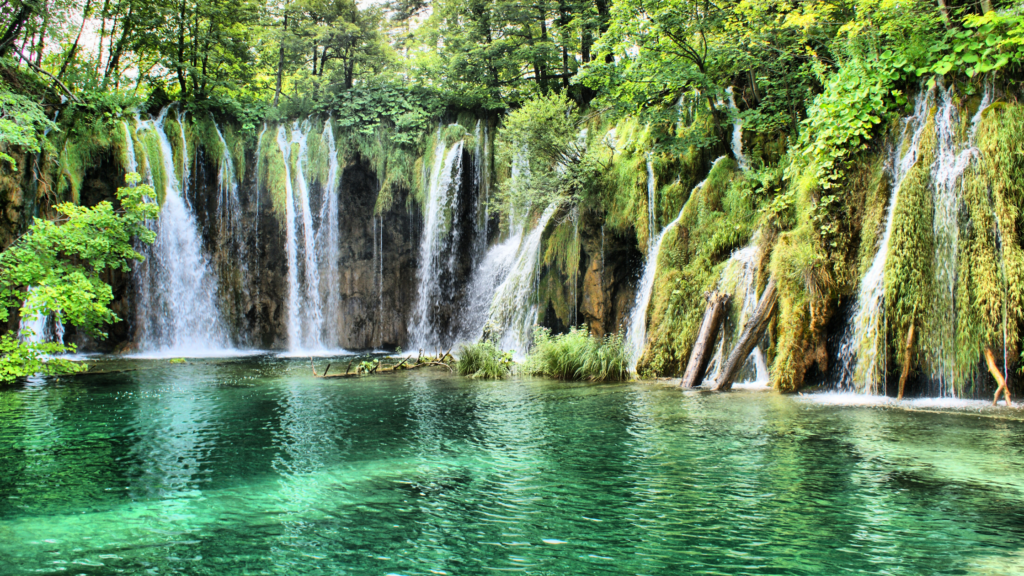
[[455, 341, 514, 379], [523, 327, 629, 382]]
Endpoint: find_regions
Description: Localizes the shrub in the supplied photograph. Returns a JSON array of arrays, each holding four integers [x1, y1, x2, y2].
[[456, 341, 514, 379], [523, 327, 630, 382]]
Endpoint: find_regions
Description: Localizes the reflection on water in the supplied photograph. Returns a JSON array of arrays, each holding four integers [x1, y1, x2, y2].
[[1, 357, 1023, 575]]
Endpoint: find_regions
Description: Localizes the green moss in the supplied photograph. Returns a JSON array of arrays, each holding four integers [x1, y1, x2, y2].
[[55, 119, 116, 204], [304, 118, 329, 187], [137, 127, 166, 205], [192, 115, 225, 169], [953, 101, 1024, 392], [258, 125, 288, 216], [639, 157, 758, 377], [223, 123, 246, 183], [884, 112, 936, 372]]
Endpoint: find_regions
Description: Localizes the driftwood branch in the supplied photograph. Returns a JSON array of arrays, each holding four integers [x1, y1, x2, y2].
[[313, 357, 453, 378], [714, 277, 778, 392], [680, 291, 730, 388], [985, 346, 1012, 407], [897, 323, 915, 400]]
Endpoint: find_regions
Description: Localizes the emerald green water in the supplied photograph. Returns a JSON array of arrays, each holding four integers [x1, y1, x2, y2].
[[1, 357, 1023, 575]]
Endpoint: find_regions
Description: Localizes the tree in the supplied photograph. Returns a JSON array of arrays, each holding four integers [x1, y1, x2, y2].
[[0, 173, 158, 382]]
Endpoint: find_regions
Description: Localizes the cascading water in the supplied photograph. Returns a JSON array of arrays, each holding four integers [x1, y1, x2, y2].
[[133, 107, 230, 355], [212, 119, 250, 299], [273, 120, 343, 353], [838, 85, 994, 395], [725, 87, 748, 171], [703, 237, 768, 385], [926, 83, 992, 393], [646, 155, 657, 251], [480, 204, 559, 356], [409, 132, 465, 350], [317, 120, 342, 347], [625, 156, 727, 373], [840, 89, 934, 393], [276, 126, 302, 350]]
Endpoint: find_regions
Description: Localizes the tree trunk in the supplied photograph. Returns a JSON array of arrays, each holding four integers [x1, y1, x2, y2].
[[0, 4, 33, 57], [714, 277, 778, 392], [58, 0, 93, 80], [102, 12, 129, 87], [985, 347, 1011, 407], [980, 0, 993, 14], [680, 291, 731, 388], [34, 3, 48, 67], [274, 11, 288, 105], [897, 322, 916, 400]]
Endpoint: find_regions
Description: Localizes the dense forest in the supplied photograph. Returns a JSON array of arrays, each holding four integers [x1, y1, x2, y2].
[[0, 0, 1023, 398]]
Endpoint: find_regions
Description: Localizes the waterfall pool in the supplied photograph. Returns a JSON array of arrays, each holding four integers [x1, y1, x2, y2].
[[1, 357, 1023, 575]]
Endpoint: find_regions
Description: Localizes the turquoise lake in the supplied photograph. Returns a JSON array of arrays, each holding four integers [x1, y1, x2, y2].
[[1, 356, 1022, 575]]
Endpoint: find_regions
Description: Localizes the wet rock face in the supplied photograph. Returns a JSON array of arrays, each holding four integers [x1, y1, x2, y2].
[[207, 150, 422, 351], [334, 157, 421, 350]]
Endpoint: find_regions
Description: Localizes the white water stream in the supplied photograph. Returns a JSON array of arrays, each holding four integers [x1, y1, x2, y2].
[[409, 131, 465, 350], [625, 156, 727, 373], [133, 107, 229, 355]]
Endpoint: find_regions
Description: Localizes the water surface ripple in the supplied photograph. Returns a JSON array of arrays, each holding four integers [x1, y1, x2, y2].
[[0, 358, 1023, 575]]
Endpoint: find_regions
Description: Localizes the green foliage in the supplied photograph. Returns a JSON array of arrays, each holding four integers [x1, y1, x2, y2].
[[0, 174, 158, 337], [456, 341, 514, 379], [523, 326, 630, 382], [0, 174, 157, 382], [928, 9, 1024, 80], [494, 92, 600, 222], [0, 82, 57, 169], [0, 334, 85, 384]]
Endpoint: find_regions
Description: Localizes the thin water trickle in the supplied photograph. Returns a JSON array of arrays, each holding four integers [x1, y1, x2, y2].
[[927, 83, 992, 393], [646, 155, 657, 251], [840, 89, 934, 394], [625, 156, 727, 373], [725, 87, 748, 170]]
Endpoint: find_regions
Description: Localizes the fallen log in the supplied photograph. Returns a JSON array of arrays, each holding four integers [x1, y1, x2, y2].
[[713, 277, 778, 392], [985, 346, 1012, 407], [680, 291, 731, 388], [897, 322, 916, 400], [312, 359, 453, 379]]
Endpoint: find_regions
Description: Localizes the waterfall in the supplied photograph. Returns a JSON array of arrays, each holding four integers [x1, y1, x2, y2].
[[123, 121, 138, 176], [480, 204, 559, 357], [212, 119, 249, 300], [276, 126, 302, 350], [18, 289, 63, 345], [273, 120, 344, 353], [409, 132, 465, 350], [625, 156, 727, 374], [725, 87, 748, 171], [318, 120, 342, 347], [133, 106, 229, 355], [840, 89, 934, 393], [292, 122, 325, 349], [926, 83, 992, 393], [646, 155, 657, 251]]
